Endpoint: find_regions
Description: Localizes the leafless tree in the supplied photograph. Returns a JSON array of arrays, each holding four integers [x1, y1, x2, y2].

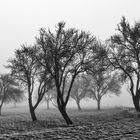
[[70, 74, 90, 111], [7, 45, 53, 121], [108, 17, 140, 112], [35, 22, 95, 125], [86, 71, 121, 110]]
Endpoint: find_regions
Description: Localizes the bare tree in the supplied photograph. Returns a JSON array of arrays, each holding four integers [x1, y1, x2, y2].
[[86, 71, 121, 111], [0, 74, 24, 115], [84, 39, 121, 110], [70, 74, 90, 111], [35, 22, 95, 125], [7, 45, 53, 121], [41, 88, 56, 109], [108, 17, 140, 112]]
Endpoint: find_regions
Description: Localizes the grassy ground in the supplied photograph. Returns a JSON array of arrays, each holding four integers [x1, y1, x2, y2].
[[0, 106, 140, 139]]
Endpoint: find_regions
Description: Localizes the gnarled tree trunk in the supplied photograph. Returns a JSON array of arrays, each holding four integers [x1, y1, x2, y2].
[[133, 96, 140, 112], [28, 97, 37, 121], [55, 79, 73, 125], [30, 107, 37, 121], [58, 106, 73, 125]]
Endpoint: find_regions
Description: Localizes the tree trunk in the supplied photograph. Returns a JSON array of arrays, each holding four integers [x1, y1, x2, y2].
[[133, 96, 140, 112], [0, 96, 5, 115], [28, 97, 37, 121], [77, 100, 82, 111], [46, 100, 50, 110], [55, 83, 72, 125], [29, 106, 37, 121], [97, 99, 101, 111], [58, 106, 73, 125], [0, 102, 3, 115]]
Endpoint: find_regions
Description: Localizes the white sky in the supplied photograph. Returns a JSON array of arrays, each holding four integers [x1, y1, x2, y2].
[[0, 0, 139, 107]]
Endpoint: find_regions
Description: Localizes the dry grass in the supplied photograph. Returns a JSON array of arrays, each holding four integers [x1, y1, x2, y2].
[[0, 106, 139, 139]]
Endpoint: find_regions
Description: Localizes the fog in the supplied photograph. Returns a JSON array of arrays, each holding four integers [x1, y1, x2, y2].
[[4, 87, 133, 110], [0, 0, 140, 108]]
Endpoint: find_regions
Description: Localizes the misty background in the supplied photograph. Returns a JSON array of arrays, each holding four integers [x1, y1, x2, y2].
[[0, 0, 139, 108]]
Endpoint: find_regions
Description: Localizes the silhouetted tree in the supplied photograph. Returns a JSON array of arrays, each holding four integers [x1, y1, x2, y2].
[[0, 74, 24, 115], [7, 45, 53, 121], [70, 74, 90, 111], [35, 22, 95, 125], [108, 17, 140, 112]]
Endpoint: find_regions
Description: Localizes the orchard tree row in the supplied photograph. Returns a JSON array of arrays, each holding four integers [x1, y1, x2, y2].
[[0, 17, 140, 125]]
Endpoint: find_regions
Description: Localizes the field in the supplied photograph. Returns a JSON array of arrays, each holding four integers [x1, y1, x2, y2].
[[0, 107, 140, 139]]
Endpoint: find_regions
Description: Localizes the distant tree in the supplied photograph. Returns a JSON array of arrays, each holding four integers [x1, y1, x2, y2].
[[40, 88, 56, 110], [70, 74, 90, 111], [35, 22, 95, 125], [108, 17, 140, 112], [12, 88, 25, 108], [43, 91, 52, 110], [86, 71, 121, 110], [0, 74, 24, 115], [85, 39, 121, 110], [48, 89, 58, 108], [7, 45, 53, 121]]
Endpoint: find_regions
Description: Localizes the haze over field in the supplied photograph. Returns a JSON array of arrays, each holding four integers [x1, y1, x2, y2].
[[0, 0, 139, 107]]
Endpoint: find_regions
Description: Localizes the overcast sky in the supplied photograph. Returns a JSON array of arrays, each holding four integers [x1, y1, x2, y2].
[[0, 0, 140, 72], [0, 0, 139, 106]]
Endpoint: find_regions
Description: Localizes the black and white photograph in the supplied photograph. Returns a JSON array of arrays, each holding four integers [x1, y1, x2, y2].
[[0, 0, 140, 139]]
